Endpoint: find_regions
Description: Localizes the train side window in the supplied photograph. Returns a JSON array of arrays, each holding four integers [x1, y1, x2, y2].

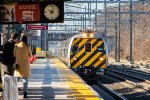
[[85, 43, 91, 52], [72, 45, 78, 53]]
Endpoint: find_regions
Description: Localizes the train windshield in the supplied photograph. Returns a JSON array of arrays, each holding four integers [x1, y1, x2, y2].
[[72, 45, 79, 53], [85, 43, 91, 52]]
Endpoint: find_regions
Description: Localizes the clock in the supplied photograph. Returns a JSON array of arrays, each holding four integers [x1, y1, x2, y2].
[[44, 4, 60, 20]]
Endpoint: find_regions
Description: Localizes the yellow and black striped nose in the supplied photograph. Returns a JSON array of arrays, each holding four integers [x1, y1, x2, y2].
[[70, 38, 106, 69]]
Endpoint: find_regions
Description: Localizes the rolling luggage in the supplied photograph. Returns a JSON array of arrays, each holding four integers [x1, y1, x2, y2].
[[3, 75, 18, 100]]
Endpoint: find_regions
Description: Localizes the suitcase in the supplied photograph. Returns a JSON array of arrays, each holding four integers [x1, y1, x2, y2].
[[2, 75, 18, 100]]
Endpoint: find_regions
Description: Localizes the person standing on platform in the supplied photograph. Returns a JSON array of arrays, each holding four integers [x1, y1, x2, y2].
[[1, 32, 19, 78], [0, 32, 19, 98], [14, 34, 32, 98]]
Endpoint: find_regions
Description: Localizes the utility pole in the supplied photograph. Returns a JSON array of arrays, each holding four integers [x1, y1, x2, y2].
[[115, 23, 118, 62], [95, 0, 98, 31], [118, 2, 121, 62], [85, 6, 87, 30], [41, 23, 48, 51], [130, 0, 133, 64], [104, 0, 107, 40], [89, 0, 92, 29]]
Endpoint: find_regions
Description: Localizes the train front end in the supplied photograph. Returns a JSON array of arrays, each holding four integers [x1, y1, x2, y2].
[[69, 33, 107, 81]]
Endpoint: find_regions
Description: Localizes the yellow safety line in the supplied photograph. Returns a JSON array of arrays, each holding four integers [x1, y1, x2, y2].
[[52, 58, 101, 100]]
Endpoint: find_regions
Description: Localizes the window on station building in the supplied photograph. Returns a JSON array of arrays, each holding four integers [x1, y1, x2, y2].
[[72, 45, 78, 54], [85, 43, 91, 52]]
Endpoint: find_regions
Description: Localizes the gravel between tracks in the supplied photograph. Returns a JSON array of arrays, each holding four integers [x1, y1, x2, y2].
[[91, 85, 116, 100], [99, 75, 150, 100]]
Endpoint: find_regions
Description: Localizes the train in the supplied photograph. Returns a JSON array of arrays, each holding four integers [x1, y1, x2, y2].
[[49, 31, 109, 81]]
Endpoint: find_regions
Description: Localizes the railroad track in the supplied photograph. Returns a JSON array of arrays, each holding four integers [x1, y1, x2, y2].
[[92, 74, 150, 100], [105, 69, 150, 91], [106, 68, 150, 83], [108, 65, 150, 79], [95, 81, 126, 100], [89, 66, 150, 100], [89, 76, 127, 100]]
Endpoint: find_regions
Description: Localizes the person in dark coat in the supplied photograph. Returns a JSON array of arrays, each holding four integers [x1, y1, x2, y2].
[[1, 32, 19, 77]]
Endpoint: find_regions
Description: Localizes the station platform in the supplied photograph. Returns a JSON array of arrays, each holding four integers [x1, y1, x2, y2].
[[18, 58, 101, 100]]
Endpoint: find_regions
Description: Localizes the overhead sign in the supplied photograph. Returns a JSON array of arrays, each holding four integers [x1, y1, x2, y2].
[[16, 4, 40, 22], [26, 25, 48, 30], [0, 1, 64, 24]]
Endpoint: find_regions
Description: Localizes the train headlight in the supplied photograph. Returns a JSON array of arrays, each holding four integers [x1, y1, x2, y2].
[[82, 33, 87, 37], [90, 33, 94, 37], [73, 57, 78, 61], [99, 57, 104, 61]]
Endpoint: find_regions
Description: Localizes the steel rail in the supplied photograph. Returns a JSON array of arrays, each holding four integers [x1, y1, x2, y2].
[[97, 81, 127, 100], [105, 70, 150, 91], [106, 69, 150, 84], [108, 65, 150, 78]]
